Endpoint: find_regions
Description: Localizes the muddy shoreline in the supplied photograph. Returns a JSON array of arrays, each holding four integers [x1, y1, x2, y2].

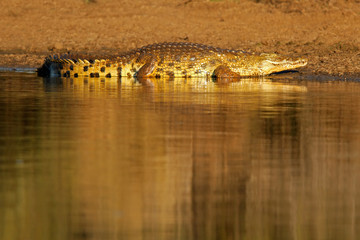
[[1, 0, 359, 78]]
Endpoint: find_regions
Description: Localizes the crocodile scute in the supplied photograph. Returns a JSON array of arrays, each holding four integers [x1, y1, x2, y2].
[[37, 42, 307, 78]]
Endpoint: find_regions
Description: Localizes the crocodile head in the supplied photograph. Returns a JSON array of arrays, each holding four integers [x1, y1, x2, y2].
[[260, 53, 308, 75]]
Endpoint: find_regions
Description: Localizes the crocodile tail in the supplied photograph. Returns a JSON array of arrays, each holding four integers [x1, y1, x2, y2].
[[37, 62, 50, 77], [38, 54, 121, 78], [37, 56, 52, 77], [37, 55, 64, 77]]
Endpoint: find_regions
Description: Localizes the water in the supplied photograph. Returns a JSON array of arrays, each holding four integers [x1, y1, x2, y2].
[[0, 72, 359, 240]]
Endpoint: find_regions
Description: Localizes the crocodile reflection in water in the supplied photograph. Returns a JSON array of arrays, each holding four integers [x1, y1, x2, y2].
[[43, 76, 307, 99]]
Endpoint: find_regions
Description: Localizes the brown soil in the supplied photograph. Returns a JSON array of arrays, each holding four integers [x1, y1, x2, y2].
[[1, 0, 360, 77]]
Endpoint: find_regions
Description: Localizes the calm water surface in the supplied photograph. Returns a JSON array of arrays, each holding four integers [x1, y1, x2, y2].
[[0, 72, 359, 240]]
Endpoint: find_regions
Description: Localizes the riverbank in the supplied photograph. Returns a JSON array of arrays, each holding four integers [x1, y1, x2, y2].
[[1, 0, 359, 77]]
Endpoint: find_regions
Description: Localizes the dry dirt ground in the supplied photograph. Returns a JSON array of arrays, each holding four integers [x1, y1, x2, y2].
[[0, 0, 360, 77]]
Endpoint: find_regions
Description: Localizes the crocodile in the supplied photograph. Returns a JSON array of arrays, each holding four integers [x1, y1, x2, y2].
[[37, 42, 307, 79]]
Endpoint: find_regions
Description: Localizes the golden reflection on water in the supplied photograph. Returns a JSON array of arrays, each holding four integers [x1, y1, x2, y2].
[[0, 74, 360, 240], [61, 76, 307, 93]]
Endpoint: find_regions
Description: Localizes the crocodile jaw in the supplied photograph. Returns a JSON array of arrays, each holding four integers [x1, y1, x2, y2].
[[261, 55, 308, 75]]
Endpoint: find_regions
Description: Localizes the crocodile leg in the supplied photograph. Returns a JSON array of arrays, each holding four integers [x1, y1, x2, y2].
[[136, 56, 158, 78], [213, 65, 241, 79]]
